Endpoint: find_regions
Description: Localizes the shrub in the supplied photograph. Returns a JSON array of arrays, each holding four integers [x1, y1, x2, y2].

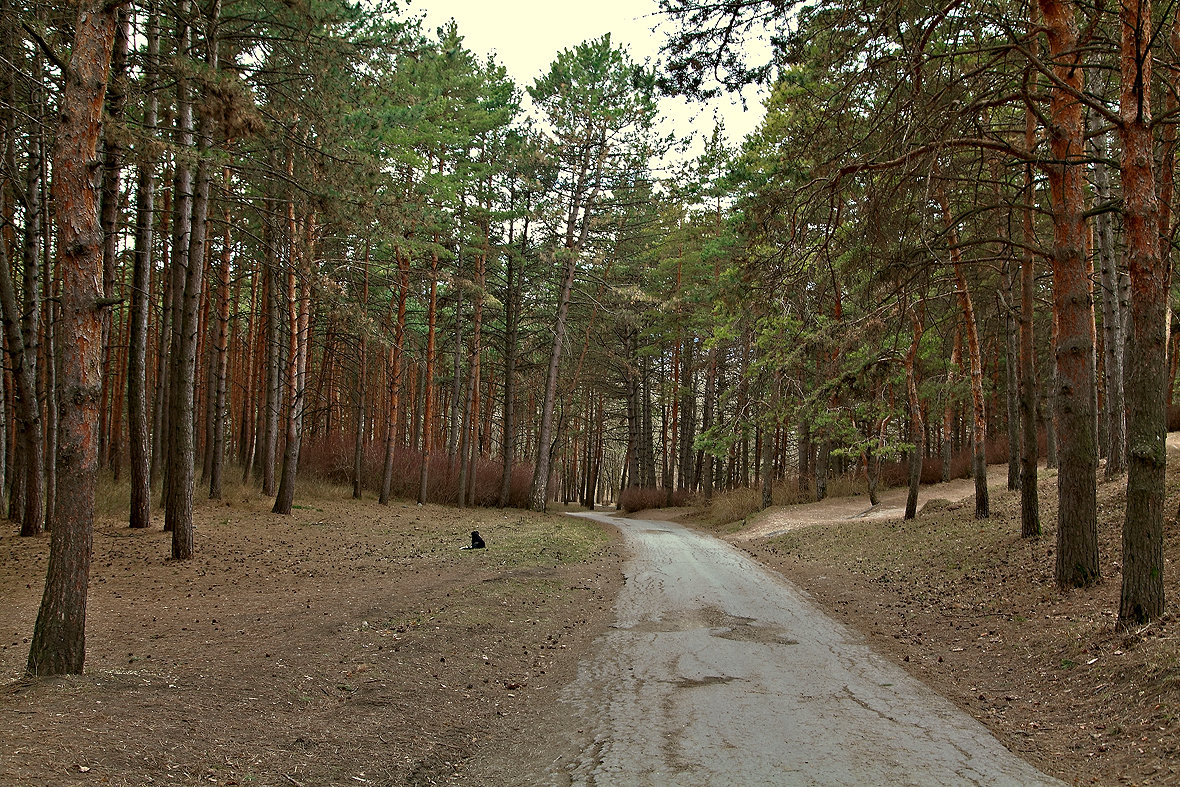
[[702, 486, 761, 524], [618, 485, 693, 512], [1168, 404, 1180, 432], [298, 436, 534, 508]]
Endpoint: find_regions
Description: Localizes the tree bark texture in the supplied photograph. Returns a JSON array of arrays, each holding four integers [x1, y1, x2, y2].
[[1039, 0, 1100, 588], [498, 217, 523, 507], [380, 245, 410, 505], [208, 171, 232, 500], [273, 213, 313, 514], [1004, 261, 1020, 491], [127, 0, 159, 528], [165, 0, 218, 557], [528, 247, 578, 512], [1118, 0, 1165, 625], [27, 0, 123, 676], [905, 309, 924, 520], [0, 236, 43, 537], [940, 185, 989, 519], [261, 212, 281, 496], [96, 9, 129, 474], [1091, 121, 1127, 479], [416, 246, 438, 505], [1020, 148, 1041, 538], [941, 330, 961, 483]]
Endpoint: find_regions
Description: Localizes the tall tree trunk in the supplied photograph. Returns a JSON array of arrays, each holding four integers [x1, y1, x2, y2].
[[1020, 92, 1042, 538], [416, 245, 439, 505], [208, 170, 231, 500], [798, 419, 811, 496], [905, 308, 925, 520], [239, 246, 261, 477], [352, 252, 368, 500], [460, 222, 487, 508], [1159, 13, 1180, 417], [0, 0, 13, 512], [20, 79, 45, 535], [0, 236, 43, 537], [97, 8, 130, 473], [447, 290, 463, 459], [528, 248, 578, 512], [149, 180, 172, 489], [34, 40, 55, 535], [1039, 0, 1100, 589], [866, 441, 880, 507], [942, 330, 962, 482], [624, 331, 641, 497], [4, 29, 46, 537], [678, 336, 695, 491], [165, 0, 218, 558], [273, 214, 313, 514], [261, 208, 282, 496], [27, 0, 123, 676], [939, 185, 989, 519], [528, 147, 605, 511], [162, 6, 192, 522], [127, 0, 159, 528], [702, 345, 716, 501], [641, 355, 656, 487], [1118, 0, 1165, 625], [760, 426, 774, 510], [815, 439, 830, 501], [1090, 99, 1127, 478], [456, 354, 475, 508], [498, 224, 521, 506], [380, 245, 410, 505], [1004, 262, 1020, 491]]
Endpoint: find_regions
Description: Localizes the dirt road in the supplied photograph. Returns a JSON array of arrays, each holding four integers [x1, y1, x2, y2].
[[504, 511, 1063, 786]]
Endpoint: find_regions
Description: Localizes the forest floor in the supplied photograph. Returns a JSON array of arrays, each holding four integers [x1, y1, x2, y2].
[[0, 456, 1177, 786], [684, 455, 1180, 786], [0, 483, 623, 786]]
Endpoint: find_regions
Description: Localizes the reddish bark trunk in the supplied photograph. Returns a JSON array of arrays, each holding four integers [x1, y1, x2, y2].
[[939, 185, 989, 518], [273, 212, 313, 515], [1039, 0, 1100, 588], [27, 0, 124, 676], [1119, 0, 1165, 624], [416, 245, 438, 505], [379, 244, 410, 505]]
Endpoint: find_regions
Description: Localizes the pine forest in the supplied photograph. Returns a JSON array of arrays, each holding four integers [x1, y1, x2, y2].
[[1, 0, 1179, 761]]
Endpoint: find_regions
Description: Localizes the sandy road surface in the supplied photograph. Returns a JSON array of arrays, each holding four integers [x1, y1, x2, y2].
[[517, 511, 1062, 786]]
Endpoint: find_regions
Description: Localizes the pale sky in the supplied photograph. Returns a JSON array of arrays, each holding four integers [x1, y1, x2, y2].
[[405, 0, 767, 163]]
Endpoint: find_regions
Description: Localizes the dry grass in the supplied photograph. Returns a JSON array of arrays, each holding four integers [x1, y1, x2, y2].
[[694, 472, 869, 529]]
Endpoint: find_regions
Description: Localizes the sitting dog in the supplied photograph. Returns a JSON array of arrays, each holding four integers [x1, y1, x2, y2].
[[461, 530, 485, 550]]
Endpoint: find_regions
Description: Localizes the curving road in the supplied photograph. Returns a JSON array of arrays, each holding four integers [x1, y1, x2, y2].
[[531, 511, 1063, 786]]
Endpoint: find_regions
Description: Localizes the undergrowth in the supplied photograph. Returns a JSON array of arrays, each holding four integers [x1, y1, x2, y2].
[[696, 472, 869, 527]]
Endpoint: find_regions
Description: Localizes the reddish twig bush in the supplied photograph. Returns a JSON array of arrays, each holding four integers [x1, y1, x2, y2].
[[298, 437, 533, 508], [618, 486, 693, 512]]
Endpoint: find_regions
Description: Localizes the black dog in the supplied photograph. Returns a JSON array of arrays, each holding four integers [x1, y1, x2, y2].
[[462, 530, 485, 550]]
